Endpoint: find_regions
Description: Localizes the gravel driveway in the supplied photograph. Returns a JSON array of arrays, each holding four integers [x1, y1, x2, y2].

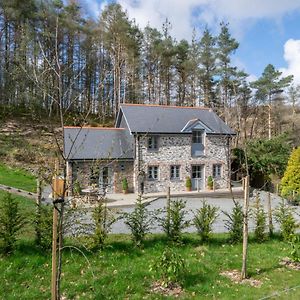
[[69, 190, 300, 235]]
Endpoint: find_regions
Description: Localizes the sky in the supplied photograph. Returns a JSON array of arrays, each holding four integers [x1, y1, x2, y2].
[[79, 0, 300, 84]]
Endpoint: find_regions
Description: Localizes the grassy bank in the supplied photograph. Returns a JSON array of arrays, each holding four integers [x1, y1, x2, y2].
[[0, 164, 36, 192], [1, 234, 300, 299], [0, 192, 299, 299]]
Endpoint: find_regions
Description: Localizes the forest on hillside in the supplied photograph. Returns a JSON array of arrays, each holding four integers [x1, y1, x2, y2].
[[0, 0, 300, 144]]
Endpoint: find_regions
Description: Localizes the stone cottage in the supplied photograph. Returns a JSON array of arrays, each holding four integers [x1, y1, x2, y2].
[[64, 104, 235, 194]]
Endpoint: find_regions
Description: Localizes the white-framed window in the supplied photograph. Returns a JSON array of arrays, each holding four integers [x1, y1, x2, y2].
[[170, 165, 180, 180], [148, 136, 158, 150], [192, 130, 203, 144], [213, 164, 222, 178], [148, 166, 158, 180]]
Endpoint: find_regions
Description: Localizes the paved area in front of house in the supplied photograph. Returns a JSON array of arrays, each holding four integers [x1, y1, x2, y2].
[[105, 186, 244, 208]]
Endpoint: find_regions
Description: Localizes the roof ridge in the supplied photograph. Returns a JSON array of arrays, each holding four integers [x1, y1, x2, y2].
[[121, 103, 210, 110], [64, 126, 125, 130]]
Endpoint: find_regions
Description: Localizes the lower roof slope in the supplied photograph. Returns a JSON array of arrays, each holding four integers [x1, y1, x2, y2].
[[64, 127, 134, 160]]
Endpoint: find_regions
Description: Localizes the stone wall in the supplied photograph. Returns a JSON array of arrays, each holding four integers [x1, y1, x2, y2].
[[70, 160, 134, 194], [134, 134, 229, 193]]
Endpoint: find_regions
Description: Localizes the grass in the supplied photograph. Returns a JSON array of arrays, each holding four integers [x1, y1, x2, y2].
[[0, 163, 36, 193], [0, 192, 300, 300]]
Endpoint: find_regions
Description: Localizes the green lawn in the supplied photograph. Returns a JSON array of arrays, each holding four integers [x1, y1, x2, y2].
[[0, 191, 300, 300], [0, 163, 36, 193]]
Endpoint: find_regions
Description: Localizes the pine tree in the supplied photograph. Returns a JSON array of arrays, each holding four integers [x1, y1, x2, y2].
[[251, 64, 293, 139]]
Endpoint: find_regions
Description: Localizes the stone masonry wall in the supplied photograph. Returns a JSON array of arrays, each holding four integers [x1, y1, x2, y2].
[[134, 134, 229, 193], [71, 160, 134, 194]]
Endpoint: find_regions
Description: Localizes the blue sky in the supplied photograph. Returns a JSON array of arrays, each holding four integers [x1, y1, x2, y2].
[[79, 0, 300, 84]]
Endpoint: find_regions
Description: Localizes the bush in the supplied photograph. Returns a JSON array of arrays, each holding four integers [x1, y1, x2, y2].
[[73, 180, 81, 196], [122, 177, 128, 192], [251, 193, 267, 242], [281, 147, 300, 198], [92, 200, 117, 249], [123, 196, 153, 247], [274, 200, 298, 241], [223, 200, 243, 243], [289, 234, 300, 262], [0, 192, 25, 254], [157, 199, 190, 243], [207, 176, 214, 189], [35, 204, 52, 250], [149, 247, 186, 287], [185, 177, 192, 189], [193, 201, 218, 242]]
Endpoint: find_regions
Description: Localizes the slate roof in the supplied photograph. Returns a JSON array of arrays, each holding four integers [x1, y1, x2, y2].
[[63, 127, 134, 160], [117, 104, 235, 135]]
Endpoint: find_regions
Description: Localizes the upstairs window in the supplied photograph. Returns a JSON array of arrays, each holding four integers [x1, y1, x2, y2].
[[213, 164, 222, 178], [148, 166, 158, 180], [170, 165, 180, 180], [148, 136, 158, 150], [192, 130, 203, 144]]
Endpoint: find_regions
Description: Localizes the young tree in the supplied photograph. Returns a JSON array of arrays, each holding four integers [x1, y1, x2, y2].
[[193, 200, 218, 242], [223, 200, 243, 243], [123, 196, 153, 247], [0, 192, 25, 254]]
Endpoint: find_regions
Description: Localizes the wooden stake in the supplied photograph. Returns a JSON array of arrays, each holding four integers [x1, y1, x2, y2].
[[51, 177, 59, 300], [267, 192, 273, 236], [166, 186, 171, 236], [241, 175, 249, 280], [36, 178, 42, 245]]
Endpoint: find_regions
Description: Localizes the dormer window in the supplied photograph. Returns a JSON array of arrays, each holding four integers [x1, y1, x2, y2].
[[192, 130, 204, 157], [192, 130, 203, 144], [148, 136, 158, 150]]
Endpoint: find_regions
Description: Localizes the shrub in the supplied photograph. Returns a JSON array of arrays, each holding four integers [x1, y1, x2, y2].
[[92, 200, 117, 249], [0, 192, 25, 254], [123, 196, 153, 247], [149, 247, 186, 287], [274, 200, 298, 241], [157, 199, 190, 243], [185, 176, 192, 189], [193, 201, 218, 242], [289, 234, 300, 262], [223, 200, 243, 243], [251, 193, 267, 242], [281, 147, 300, 198], [73, 180, 81, 196], [207, 176, 214, 189], [122, 177, 128, 192], [35, 204, 52, 250]]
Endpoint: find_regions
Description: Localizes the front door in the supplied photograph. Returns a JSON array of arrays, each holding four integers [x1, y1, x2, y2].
[[99, 166, 112, 193], [191, 165, 204, 191]]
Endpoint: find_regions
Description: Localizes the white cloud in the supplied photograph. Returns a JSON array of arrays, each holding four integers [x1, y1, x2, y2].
[[280, 39, 300, 84], [118, 0, 206, 41], [79, 0, 300, 41], [118, 0, 300, 41]]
